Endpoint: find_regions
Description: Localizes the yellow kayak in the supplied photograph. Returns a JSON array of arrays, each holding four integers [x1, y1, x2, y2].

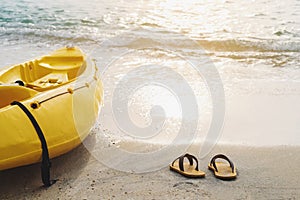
[[0, 47, 103, 185]]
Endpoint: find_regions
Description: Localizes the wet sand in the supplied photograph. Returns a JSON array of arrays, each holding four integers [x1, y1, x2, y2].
[[1, 142, 299, 200]]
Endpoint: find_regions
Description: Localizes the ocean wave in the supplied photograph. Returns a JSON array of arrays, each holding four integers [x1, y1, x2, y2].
[[195, 39, 300, 53], [0, 26, 99, 46], [1, 22, 299, 55], [106, 32, 300, 53]]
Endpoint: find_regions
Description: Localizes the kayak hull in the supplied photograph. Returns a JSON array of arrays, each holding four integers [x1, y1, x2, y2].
[[0, 47, 103, 170]]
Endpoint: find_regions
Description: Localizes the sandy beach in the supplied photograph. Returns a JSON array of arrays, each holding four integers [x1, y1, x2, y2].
[[1, 141, 299, 200]]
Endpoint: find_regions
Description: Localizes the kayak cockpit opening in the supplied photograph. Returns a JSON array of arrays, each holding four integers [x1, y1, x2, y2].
[[0, 47, 88, 108], [0, 55, 86, 92]]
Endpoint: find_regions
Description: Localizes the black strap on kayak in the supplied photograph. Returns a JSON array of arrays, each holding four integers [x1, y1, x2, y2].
[[10, 101, 56, 187]]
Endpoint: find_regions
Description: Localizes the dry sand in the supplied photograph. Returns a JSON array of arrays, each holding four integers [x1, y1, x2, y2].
[[1, 140, 299, 200]]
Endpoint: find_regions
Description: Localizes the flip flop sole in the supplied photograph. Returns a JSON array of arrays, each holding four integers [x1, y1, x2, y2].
[[170, 162, 205, 178], [208, 162, 237, 180]]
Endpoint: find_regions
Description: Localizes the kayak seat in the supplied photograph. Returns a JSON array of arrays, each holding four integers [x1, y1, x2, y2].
[[37, 62, 84, 80], [0, 85, 37, 108]]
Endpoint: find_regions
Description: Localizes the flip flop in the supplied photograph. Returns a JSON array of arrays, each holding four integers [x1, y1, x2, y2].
[[208, 154, 237, 180], [169, 153, 205, 178]]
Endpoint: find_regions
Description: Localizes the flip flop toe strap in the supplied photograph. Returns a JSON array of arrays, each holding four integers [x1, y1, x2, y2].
[[172, 153, 199, 172], [210, 154, 235, 173]]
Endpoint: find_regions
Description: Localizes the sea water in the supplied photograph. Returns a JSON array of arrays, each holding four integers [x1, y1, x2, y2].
[[1, 0, 300, 147]]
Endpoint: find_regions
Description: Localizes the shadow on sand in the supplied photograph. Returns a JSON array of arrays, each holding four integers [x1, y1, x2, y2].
[[0, 133, 96, 197]]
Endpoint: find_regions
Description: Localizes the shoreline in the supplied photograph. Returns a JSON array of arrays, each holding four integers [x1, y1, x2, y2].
[[1, 142, 299, 199]]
